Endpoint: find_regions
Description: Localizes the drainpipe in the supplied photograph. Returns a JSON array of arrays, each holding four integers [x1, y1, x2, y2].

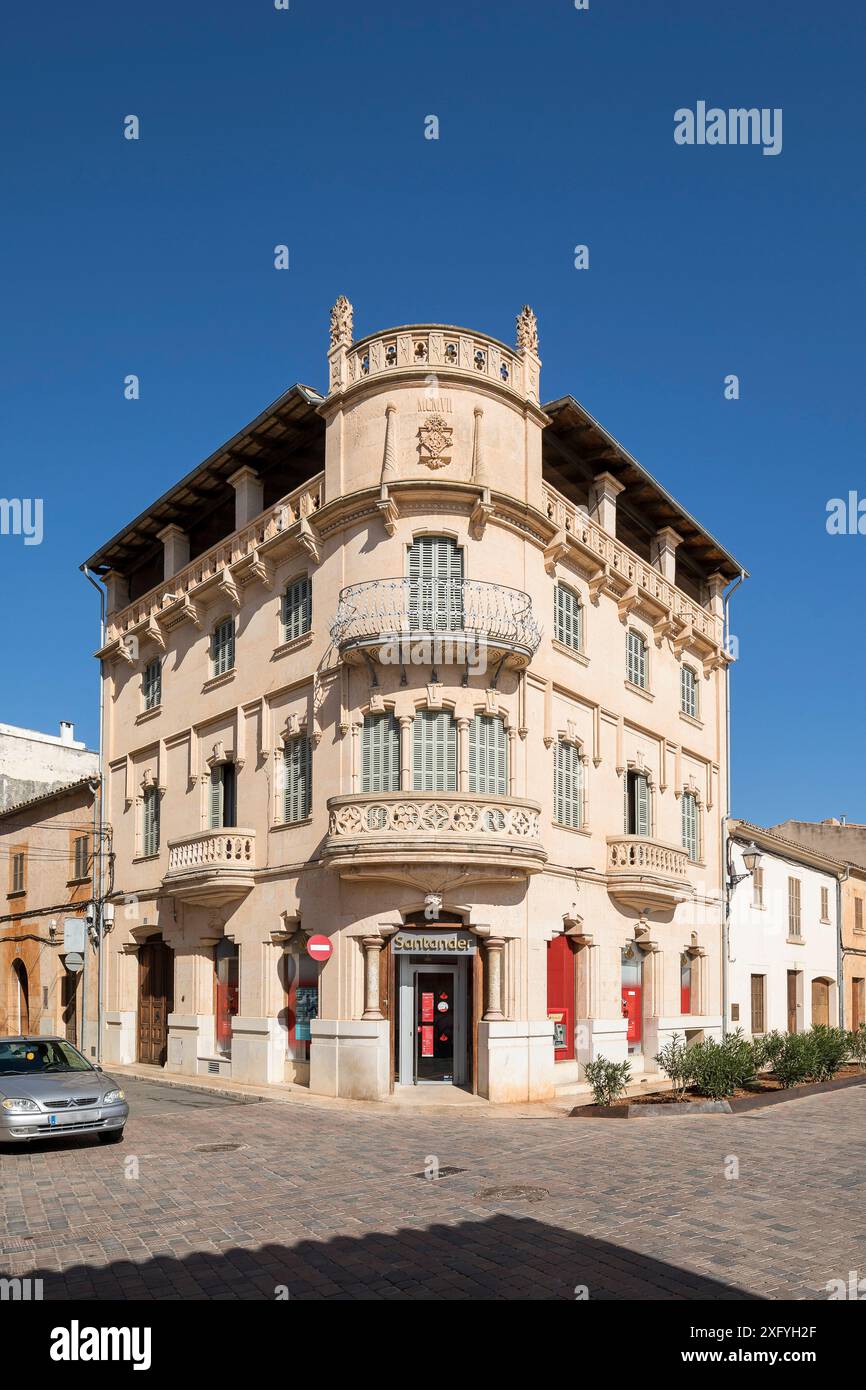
[[838, 865, 849, 1029], [82, 564, 107, 1062], [721, 571, 745, 1039]]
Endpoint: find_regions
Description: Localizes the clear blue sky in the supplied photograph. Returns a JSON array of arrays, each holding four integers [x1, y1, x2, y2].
[[1, 0, 863, 825]]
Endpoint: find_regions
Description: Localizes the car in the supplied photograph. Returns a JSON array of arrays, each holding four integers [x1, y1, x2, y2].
[[0, 1036, 129, 1146]]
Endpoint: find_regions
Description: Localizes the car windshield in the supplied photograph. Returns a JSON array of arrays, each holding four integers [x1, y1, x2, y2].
[[0, 1040, 93, 1075]]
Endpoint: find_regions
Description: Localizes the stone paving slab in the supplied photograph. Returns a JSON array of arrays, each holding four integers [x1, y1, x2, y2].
[[1, 1079, 864, 1300]]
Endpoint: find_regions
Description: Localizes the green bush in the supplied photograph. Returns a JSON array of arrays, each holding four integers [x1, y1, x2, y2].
[[848, 1024, 866, 1069], [654, 1032, 691, 1098], [753, 1029, 785, 1072], [809, 1025, 849, 1081], [687, 1038, 740, 1099], [584, 1057, 632, 1107], [721, 1027, 758, 1089], [774, 1032, 814, 1088]]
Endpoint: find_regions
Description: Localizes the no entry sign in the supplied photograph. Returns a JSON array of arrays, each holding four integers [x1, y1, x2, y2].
[[306, 935, 332, 962]]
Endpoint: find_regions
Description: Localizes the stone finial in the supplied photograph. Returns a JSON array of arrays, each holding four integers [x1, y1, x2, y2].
[[515, 304, 538, 352], [329, 294, 354, 349]]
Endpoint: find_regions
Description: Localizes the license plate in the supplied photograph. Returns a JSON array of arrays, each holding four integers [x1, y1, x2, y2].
[[49, 1114, 57, 1127]]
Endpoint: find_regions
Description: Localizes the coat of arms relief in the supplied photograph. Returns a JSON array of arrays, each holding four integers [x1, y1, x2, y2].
[[418, 414, 453, 469]]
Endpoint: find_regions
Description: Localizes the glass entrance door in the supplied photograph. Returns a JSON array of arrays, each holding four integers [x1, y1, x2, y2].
[[415, 970, 456, 1082]]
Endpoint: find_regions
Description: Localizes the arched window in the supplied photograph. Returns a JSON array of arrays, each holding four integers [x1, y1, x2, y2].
[[554, 584, 583, 653], [682, 791, 700, 861], [680, 664, 698, 718], [554, 741, 583, 829], [413, 710, 457, 791], [408, 536, 464, 633], [469, 715, 507, 796], [361, 713, 400, 793], [626, 629, 648, 689]]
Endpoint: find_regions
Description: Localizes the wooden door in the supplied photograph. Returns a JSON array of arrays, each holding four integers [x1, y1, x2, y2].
[[787, 971, 799, 1033], [811, 978, 830, 1028], [853, 978, 865, 1030], [138, 941, 173, 1065]]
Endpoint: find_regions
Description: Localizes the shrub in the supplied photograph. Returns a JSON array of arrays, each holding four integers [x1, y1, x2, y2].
[[721, 1027, 758, 1089], [809, 1025, 849, 1081], [584, 1057, 632, 1107], [753, 1029, 785, 1072], [687, 1038, 740, 1099], [654, 1032, 691, 1098], [774, 1032, 814, 1088], [849, 1025, 866, 1069]]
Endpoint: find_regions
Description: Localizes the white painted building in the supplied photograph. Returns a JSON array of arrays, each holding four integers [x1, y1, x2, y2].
[[727, 820, 841, 1037], [0, 722, 99, 812]]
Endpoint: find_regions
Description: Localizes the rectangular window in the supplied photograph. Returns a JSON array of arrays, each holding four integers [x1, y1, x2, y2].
[[283, 736, 312, 823], [626, 631, 647, 689], [554, 741, 583, 829], [682, 793, 699, 861], [469, 715, 508, 796], [788, 877, 802, 939], [10, 850, 26, 895], [143, 657, 162, 709], [142, 786, 160, 857], [209, 764, 237, 829], [211, 618, 235, 676], [625, 771, 651, 837], [752, 865, 764, 908], [72, 834, 90, 881], [554, 584, 582, 653], [855, 897, 864, 933], [412, 710, 457, 792], [750, 974, 766, 1035], [680, 665, 697, 718], [820, 885, 830, 922], [282, 576, 312, 642], [285, 952, 320, 1062], [361, 714, 400, 794], [853, 978, 865, 1028]]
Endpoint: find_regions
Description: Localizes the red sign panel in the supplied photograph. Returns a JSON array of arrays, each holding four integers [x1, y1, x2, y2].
[[421, 992, 434, 1023], [306, 935, 332, 961], [421, 1025, 434, 1057], [622, 986, 642, 1044]]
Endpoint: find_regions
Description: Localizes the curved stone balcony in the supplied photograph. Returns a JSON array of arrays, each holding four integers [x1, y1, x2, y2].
[[330, 578, 541, 672], [605, 835, 693, 910], [324, 792, 547, 880], [333, 324, 530, 401], [162, 829, 256, 906]]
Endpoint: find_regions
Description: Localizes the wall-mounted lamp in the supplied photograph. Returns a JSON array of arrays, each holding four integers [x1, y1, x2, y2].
[[728, 839, 763, 889]]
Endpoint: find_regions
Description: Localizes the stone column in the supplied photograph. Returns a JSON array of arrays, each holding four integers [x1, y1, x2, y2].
[[483, 937, 506, 1021], [590, 472, 625, 537], [508, 727, 517, 795], [361, 937, 384, 1020], [399, 716, 413, 791], [650, 526, 683, 582]]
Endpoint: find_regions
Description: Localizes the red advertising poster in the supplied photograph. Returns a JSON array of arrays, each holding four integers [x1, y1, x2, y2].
[[421, 1025, 434, 1056], [421, 992, 434, 1022]]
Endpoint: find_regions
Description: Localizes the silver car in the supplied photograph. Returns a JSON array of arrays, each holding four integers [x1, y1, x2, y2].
[[0, 1036, 128, 1146]]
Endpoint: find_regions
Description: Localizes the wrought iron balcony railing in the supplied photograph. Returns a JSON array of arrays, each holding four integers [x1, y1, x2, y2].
[[330, 578, 541, 670]]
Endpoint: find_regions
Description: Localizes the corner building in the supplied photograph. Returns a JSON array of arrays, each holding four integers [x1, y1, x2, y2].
[[88, 301, 744, 1102]]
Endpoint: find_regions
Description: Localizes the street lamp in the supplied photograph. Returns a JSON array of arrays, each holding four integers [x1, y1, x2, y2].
[[728, 839, 763, 888]]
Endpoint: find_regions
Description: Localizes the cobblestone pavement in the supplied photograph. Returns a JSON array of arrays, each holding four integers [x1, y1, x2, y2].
[[1, 1079, 863, 1300]]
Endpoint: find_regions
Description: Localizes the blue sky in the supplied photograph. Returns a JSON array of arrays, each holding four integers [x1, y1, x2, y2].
[[1, 0, 863, 824]]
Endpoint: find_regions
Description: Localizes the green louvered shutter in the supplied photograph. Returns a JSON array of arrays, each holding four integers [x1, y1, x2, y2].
[[554, 585, 582, 652], [554, 742, 582, 828], [284, 736, 311, 823], [143, 787, 160, 856], [209, 767, 223, 829], [682, 792, 698, 861], [282, 576, 312, 641], [408, 537, 463, 633], [413, 710, 456, 791], [469, 715, 507, 795], [635, 774, 651, 837], [362, 714, 400, 793]]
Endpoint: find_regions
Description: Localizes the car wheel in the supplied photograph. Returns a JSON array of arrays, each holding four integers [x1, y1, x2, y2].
[[98, 1128, 124, 1144]]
